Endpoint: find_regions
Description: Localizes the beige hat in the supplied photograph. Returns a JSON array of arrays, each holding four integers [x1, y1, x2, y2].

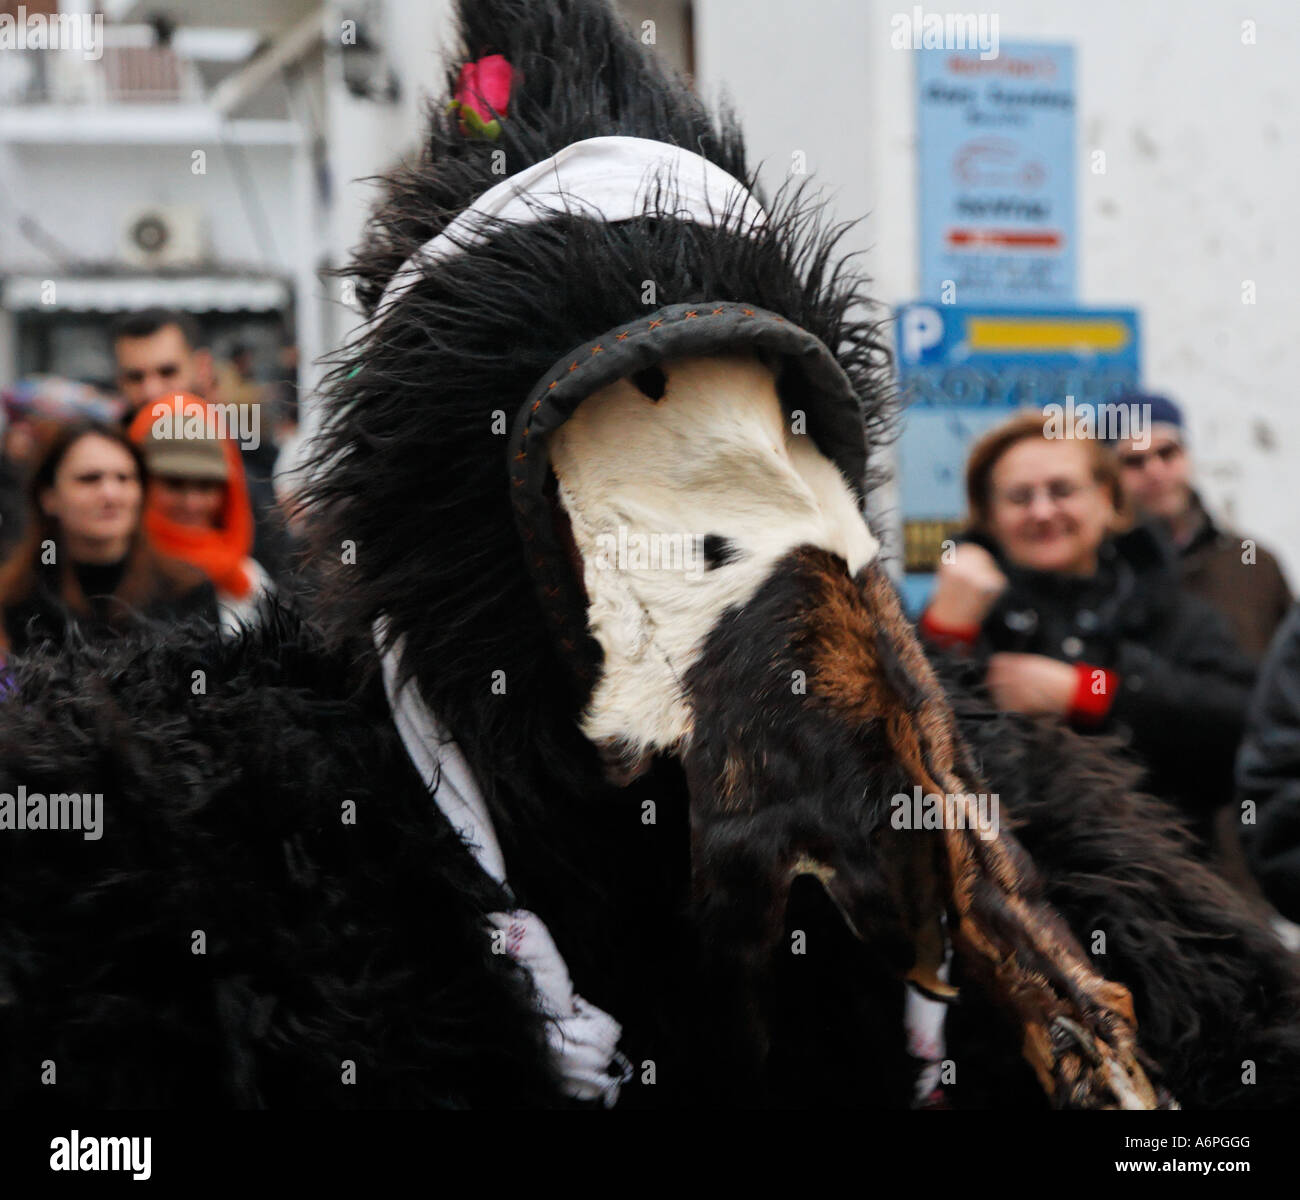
[[137, 425, 230, 482]]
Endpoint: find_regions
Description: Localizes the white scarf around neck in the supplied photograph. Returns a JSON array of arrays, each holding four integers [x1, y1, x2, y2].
[[374, 617, 629, 1106]]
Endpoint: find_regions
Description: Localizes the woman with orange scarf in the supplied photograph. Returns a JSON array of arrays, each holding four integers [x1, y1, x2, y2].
[[128, 393, 273, 636]]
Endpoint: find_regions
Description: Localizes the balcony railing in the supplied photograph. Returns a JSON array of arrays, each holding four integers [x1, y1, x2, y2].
[[0, 40, 205, 105]]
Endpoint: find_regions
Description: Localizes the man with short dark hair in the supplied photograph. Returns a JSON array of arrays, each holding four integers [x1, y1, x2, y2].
[[111, 308, 214, 419], [1112, 392, 1292, 661]]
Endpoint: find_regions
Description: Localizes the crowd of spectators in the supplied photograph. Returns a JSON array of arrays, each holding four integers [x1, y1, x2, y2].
[[0, 307, 304, 653], [917, 396, 1297, 939]]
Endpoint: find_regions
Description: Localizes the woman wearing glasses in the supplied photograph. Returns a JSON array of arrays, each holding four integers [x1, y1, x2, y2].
[[918, 408, 1256, 848]]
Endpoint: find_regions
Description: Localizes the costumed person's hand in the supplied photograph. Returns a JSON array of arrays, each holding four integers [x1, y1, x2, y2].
[[927, 542, 1008, 630], [986, 652, 1077, 716]]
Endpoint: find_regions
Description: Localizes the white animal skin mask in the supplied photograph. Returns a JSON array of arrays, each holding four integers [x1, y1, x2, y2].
[[548, 351, 879, 771]]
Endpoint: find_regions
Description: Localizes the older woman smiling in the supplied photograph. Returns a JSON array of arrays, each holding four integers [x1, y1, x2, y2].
[[919, 408, 1256, 845]]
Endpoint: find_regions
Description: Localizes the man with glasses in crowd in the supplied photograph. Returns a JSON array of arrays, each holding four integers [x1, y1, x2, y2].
[[1112, 392, 1292, 661]]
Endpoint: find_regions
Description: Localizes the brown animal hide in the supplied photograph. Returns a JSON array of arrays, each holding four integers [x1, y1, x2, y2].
[[680, 546, 1171, 1109]]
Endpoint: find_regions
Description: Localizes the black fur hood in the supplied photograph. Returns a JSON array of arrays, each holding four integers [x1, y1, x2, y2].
[[303, 0, 895, 819]]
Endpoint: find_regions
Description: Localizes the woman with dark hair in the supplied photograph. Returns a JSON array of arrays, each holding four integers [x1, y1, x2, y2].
[[918, 408, 1256, 843], [0, 421, 217, 656]]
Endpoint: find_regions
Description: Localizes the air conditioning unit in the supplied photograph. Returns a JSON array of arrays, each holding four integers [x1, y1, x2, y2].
[[120, 205, 206, 268]]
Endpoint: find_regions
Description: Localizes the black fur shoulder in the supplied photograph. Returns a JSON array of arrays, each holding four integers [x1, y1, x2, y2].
[[0, 603, 561, 1108]]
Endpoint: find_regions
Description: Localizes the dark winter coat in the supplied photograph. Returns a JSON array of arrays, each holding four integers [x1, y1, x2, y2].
[[1238, 604, 1300, 921], [2, 550, 217, 656], [943, 523, 1257, 830], [1178, 491, 1292, 662]]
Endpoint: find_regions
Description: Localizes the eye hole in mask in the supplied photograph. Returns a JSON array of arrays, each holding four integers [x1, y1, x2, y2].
[[631, 364, 667, 401], [702, 534, 743, 570]]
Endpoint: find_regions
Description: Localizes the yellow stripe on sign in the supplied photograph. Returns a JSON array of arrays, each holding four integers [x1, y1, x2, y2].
[[967, 317, 1131, 354]]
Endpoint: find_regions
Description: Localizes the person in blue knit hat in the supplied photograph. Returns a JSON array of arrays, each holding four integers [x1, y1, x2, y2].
[[1111, 392, 1292, 661]]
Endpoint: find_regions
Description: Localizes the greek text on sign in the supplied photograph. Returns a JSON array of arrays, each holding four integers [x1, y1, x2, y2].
[[918, 43, 1076, 305]]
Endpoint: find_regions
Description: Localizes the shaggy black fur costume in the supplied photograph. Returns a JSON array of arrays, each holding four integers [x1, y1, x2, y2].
[[0, 613, 557, 1107], [1, 0, 1298, 1109], [940, 662, 1300, 1110]]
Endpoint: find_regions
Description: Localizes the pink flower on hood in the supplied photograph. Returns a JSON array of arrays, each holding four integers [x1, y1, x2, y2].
[[451, 54, 514, 139]]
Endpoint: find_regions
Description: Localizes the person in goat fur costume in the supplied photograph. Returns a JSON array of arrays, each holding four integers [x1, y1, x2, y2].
[[2, 0, 1299, 1110]]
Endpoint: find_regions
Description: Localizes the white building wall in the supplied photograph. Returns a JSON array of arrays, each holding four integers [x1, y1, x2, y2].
[[282, 0, 454, 427], [694, 0, 1300, 582], [320, 1, 453, 334], [0, 140, 298, 274]]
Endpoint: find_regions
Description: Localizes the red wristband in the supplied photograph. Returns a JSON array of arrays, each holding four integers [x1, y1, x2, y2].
[[1070, 662, 1119, 727], [919, 607, 981, 652]]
